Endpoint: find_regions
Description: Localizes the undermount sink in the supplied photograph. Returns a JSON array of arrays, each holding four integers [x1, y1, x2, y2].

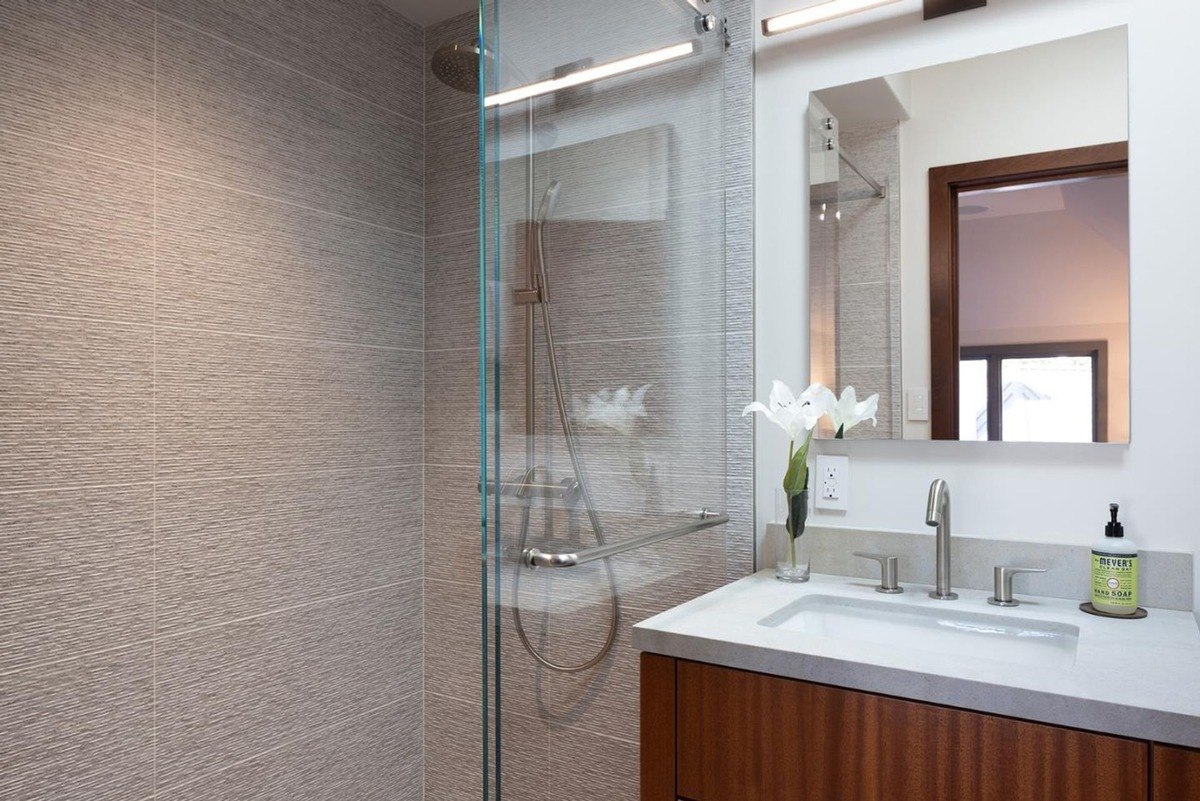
[[759, 594, 1080, 670]]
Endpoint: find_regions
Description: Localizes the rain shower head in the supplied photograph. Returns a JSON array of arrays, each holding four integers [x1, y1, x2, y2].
[[430, 41, 491, 93], [537, 181, 561, 225]]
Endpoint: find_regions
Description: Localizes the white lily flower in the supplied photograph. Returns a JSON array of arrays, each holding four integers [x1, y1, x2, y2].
[[578, 384, 651, 435], [742, 380, 835, 441], [829, 386, 879, 438]]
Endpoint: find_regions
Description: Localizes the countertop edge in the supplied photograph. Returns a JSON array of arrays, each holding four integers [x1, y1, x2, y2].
[[631, 626, 1200, 749]]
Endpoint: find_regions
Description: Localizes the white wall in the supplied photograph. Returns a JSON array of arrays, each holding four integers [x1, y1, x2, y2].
[[753, 0, 1200, 615], [898, 27, 1129, 439]]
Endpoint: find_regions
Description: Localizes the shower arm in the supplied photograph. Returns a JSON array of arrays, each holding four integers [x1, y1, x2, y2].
[[834, 143, 887, 199], [522, 509, 728, 568]]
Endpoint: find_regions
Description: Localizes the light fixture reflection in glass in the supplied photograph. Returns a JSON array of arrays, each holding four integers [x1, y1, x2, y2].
[[484, 42, 695, 108], [761, 0, 903, 36]]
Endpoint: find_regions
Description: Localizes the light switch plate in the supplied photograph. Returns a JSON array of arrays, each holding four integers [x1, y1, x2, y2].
[[907, 388, 930, 422], [815, 455, 849, 511]]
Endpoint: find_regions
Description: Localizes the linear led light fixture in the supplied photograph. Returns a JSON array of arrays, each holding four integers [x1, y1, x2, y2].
[[484, 41, 695, 109], [762, 0, 903, 36]]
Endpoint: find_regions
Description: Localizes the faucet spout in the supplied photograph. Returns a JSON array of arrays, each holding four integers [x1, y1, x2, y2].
[[926, 479, 957, 600]]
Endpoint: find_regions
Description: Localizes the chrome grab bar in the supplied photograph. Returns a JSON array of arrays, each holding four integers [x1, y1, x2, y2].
[[521, 508, 728, 568]]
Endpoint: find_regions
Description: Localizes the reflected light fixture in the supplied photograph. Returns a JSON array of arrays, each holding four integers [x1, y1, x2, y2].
[[762, 0, 903, 36], [484, 42, 694, 108]]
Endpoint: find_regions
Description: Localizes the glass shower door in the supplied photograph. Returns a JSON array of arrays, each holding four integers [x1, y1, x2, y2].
[[480, 0, 729, 798]]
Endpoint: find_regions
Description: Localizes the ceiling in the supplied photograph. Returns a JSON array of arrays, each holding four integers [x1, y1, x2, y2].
[[377, 0, 476, 27]]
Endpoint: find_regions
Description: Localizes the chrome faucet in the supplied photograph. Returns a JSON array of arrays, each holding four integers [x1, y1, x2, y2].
[[925, 479, 958, 600]]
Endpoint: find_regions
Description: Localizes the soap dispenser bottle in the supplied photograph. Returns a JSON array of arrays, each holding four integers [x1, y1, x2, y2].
[[1091, 503, 1138, 615]]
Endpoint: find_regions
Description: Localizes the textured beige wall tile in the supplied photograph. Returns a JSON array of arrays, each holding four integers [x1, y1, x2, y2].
[[157, 0, 425, 117], [423, 463, 484, 583], [425, 114, 480, 239], [156, 466, 422, 633], [155, 326, 422, 479], [156, 173, 423, 350], [0, 644, 154, 801], [155, 580, 422, 788], [549, 724, 639, 800], [157, 695, 422, 801], [424, 577, 481, 701], [0, 313, 153, 491], [423, 692, 484, 801], [0, 0, 154, 162], [156, 17, 423, 235], [0, 485, 153, 672], [0, 136, 153, 322], [425, 229, 482, 352]]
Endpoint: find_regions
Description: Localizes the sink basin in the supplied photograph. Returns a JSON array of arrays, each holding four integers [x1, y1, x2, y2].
[[759, 594, 1080, 670]]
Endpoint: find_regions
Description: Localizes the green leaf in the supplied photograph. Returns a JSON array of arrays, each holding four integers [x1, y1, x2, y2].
[[782, 432, 813, 494]]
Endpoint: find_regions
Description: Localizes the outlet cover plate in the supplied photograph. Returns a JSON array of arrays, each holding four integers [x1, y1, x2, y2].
[[815, 455, 849, 512]]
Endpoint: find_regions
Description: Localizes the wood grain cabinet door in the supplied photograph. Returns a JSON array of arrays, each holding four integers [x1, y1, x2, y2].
[[1153, 744, 1200, 800], [675, 661, 1149, 801]]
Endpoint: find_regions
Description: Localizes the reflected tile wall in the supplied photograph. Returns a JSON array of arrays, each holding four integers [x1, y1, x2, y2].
[[1, 2, 426, 800], [834, 123, 902, 439], [423, 2, 754, 798]]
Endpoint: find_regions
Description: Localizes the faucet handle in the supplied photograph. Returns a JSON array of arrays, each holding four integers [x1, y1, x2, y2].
[[853, 552, 903, 594], [988, 566, 1047, 607]]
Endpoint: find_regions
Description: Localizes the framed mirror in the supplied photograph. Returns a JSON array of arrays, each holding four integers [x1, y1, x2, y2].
[[808, 27, 1130, 444]]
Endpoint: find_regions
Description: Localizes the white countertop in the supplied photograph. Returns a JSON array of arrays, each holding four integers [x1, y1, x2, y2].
[[632, 570, 1200, 747]]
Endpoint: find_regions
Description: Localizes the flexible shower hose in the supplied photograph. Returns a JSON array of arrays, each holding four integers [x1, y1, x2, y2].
[[511, 212, 620, 674]]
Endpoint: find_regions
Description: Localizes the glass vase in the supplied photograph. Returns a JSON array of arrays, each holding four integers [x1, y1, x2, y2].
[[775, 487, 811, 582]]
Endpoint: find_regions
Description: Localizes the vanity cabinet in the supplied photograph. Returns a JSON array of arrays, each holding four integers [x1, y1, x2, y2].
[[641, 654, 1152, 801], [1153, 744, 1200, 800]]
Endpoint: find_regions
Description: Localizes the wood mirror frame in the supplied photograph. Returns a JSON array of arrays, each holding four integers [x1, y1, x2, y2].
[[927, 141, 1129, 441]]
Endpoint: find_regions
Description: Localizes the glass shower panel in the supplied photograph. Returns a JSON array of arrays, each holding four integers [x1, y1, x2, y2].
[[480, 1, 727, 798]]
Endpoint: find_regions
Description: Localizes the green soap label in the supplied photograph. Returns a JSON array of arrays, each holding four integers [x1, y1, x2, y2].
[[1091, 551, 1138, 609]]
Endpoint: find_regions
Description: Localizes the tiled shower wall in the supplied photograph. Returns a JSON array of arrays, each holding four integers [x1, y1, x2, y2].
[[1, 1, 425, 799], [422, 3, 754, 798], [833, 123, 902, 439]]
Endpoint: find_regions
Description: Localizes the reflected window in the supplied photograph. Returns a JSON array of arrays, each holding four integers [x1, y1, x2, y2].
[[960, 343, 1106, 442]]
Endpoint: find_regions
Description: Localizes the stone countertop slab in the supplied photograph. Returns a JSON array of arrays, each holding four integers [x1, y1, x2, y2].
[[633, 570, 1200, 748]]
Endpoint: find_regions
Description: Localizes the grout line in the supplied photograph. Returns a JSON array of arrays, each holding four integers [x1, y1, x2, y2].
[[154, 462, 425, 486], [153, 9, 424, 126], [151, 3, 159, 794], [150, 692, 422, 797], [0, 578, 420, 680], [426, 461, 731, 481], [425, 108, 477, 128], [0, 463, 421, 497], [0, 308, 153, 330], [154, 168, 424, 239], [424, 185, 732, 242], [152, 320, 425, 354], [0, 309, 427, 352], [0, 638, 154, 679], [426, 329, 736, 354], [0, 126, 423, 240], [0, 125, 151, 171], [422, 690, 641, 748], [0, 480, 155, 497], [0, 309, 426, 354], [154, 577, 424, 642]]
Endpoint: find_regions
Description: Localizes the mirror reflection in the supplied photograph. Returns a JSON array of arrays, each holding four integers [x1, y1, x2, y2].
[[808, 27, 1130, 443]]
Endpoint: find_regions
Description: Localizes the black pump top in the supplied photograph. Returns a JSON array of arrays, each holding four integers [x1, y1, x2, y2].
[[1106, 503, 1125, 538]]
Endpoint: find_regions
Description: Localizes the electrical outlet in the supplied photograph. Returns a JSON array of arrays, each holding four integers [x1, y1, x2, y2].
[[815, 455, 849, 511]]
